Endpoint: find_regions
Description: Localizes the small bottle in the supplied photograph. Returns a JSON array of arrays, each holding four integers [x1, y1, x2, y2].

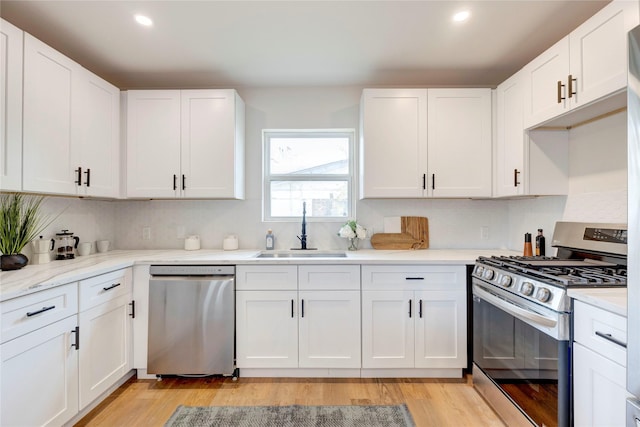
[[265, 229, 275, 250], [524, 233, 533, 257], [536, 229, 546, 256]]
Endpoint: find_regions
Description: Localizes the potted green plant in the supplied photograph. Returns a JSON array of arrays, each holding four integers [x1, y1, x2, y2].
[[0, 193, 55, 271]]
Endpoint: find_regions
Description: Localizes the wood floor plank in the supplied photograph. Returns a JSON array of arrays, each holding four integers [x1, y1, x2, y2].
[[74, 375, 505, 427]]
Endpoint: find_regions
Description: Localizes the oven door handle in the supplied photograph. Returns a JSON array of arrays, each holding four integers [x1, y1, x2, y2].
[[473, 284, 558, 328]]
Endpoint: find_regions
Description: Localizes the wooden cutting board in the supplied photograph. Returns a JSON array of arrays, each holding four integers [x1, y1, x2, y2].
[[371, 216, 429, 249]]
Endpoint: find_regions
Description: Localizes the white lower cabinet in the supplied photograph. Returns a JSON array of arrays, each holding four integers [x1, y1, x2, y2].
[[0, 315, 79, 427], [78, 268, 133, 409], [361, 265, 467, 375], [0, 283, 80, 427], [573, 300, 630, 427], [235, 265, 361, 372]]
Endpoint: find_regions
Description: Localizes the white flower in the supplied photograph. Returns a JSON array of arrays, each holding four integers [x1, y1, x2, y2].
[[338, 224, 356, 238], [338, 220, 366, 239]]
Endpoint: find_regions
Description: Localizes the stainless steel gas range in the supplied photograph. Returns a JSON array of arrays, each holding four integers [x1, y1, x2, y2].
[[472, 222, 627, 427]]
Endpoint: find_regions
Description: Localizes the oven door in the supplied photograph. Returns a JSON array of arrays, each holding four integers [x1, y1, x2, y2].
[[472, 279, 570, 427]]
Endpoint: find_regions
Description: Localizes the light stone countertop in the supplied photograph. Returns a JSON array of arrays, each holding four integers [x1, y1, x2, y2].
[[0, 248, 519, 302], [568, 287, 627, 317]]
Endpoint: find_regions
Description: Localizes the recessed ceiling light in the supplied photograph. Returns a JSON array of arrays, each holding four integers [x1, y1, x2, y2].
[[452, 10, 471, 23], [134, 14, 153, 27]]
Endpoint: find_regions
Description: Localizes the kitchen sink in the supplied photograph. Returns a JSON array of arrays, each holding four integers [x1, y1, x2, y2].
[[256, 250, 347, 258]]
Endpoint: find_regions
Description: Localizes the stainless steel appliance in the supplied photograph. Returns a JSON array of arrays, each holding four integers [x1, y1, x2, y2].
[[473, 221, 627, 427], [147, 265, 237, 378], [627, 24, 640, 427]]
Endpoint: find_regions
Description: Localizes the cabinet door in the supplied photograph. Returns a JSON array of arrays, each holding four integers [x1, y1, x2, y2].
[[495, 71, 525, 197], [523, 37, 570, 129], [569, 0, 639, 108], [360, 89, 428, 198], [1, 316, 79, 427], [181, 90, 244, 199], [573, 342, 631, 427], [126, 90, 181, 198], [23, 33, 81, 195], [79, 294, 132, 409], [0, 19, 23, 191], [77, 69, 120, 198], [236, 290, 298, 368], [415, 290, 466, 369], [298, 290, 360, 368], [362, 290, 414, 368], [427, 89, 492, 197]]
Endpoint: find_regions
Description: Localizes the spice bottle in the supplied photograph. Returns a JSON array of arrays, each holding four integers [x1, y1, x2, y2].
[[266, 229, 275, 250], [524, 233, 533, 256], [536, 229, 546, 256]]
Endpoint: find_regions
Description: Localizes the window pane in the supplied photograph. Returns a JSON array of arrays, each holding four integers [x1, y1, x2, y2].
[[270, 137, 349, 175], [270, 181, 349, 217]]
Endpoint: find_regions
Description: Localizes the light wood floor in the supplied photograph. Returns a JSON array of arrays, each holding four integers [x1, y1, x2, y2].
[[74, 374, 505, 427]]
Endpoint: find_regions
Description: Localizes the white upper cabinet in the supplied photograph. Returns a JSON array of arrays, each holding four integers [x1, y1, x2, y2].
[[360, 88, 491, 199], [126, 90, 182, 198], [523, 0, 639, 128], [126, 89, 245, 199], [0, 19, 23, 191], [23, 33, 81, 195], [427, 88, 492, 198], [495, 71, 569, 197], [76, 68, 120, 198], [360, 88, 428, 198], [22, 33, 120, 197]]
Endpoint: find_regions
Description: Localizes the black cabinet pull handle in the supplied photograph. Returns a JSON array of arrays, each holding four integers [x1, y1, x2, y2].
[[595, 331, 627, 348], [432, 174, 435, 190], [557, 80, 565, 103], [422, 173, 426, 190], [129, 300, 135, 318], [75, 167, 82, 186], [405, 277, 424, 281], [419, 300, 423, 318], [173, 174, 177, 190], [568, 74, 577, 98], [71, 326, 80, 350], [182, 174, 186, 190], [301, 299, 305, 318], [84, 168, 91, 187], [291, 299, 294, 318], [26, 305, 56, 317], [103, 283, 121, 291], [514, 169, 520, 187], [408, 300, 412, 318]]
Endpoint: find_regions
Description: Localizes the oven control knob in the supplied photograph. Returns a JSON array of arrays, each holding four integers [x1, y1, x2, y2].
[[483, 269, 495, 280], [520, 282, 534, 296], [536, 288, 552, 303], [500, 275, 513, 287], [475, 265, 484, 276]]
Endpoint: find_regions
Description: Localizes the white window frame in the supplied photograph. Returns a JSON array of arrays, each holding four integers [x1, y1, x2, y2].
[[263, 129, 356, 222]]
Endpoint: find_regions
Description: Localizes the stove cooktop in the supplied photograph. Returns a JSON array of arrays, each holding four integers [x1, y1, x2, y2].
[[477, 255, 627, 288]]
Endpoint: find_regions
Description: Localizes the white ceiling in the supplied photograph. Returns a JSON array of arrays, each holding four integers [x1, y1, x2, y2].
[[0, 0, 610, 89]]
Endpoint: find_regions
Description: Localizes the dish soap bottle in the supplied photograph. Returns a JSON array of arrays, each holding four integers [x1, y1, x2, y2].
[[266, 229, 275, 250], [536, 229, 546, 256]]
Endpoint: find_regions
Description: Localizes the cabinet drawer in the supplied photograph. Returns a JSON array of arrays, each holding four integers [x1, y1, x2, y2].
[[79, 268, 132, 312], [574, 300, 626, 366], [361, 265, 465, 291], [236, 265, 297, 290], [1, 282, 78, 343], [298, 265, 360, 291]]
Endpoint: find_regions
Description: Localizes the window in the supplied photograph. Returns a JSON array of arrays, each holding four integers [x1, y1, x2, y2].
[[263, 129, 355, 221]]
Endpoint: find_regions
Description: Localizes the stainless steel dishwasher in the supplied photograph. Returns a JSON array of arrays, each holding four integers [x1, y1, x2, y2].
[[147, 265, 237, 378]]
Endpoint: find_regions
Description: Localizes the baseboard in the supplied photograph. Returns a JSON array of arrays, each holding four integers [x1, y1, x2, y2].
[[237, 368, 463, 379]]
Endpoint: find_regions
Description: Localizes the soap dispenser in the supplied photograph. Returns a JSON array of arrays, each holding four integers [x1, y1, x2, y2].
[[266, 229, 275, 250]]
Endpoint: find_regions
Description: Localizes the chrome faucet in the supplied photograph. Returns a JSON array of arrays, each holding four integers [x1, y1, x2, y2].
[[297, 201, 308, 249]]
